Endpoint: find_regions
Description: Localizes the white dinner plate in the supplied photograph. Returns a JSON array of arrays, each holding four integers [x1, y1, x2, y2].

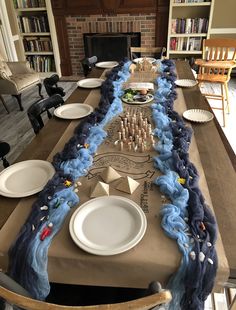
[[133, 57, 156, 64], [0, 160, 55, 198], [54, 103, 93, 119], [175, 79, 198, 88], [95, 61, 119, 69], [69, 196, 147, 255], [183, 109, 214, 123], [77, 78, 104, 88]]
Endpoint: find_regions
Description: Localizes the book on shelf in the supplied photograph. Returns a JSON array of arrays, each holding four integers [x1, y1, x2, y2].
[[13, 0, 46, 9], [171, 17, 208, 34], [23, 36, 52, 52], [17, 14, 49, 33], [188, 37, 202, 51], [26, 55, 55, 72], [170, 37, 202, 51]]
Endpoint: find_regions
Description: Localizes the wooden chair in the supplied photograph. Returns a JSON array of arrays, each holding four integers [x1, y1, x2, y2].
[[130, 47, 166, 61], [0, 286, 172, 310], [195, 38, 236, 127], [0, 272, 172, 310]]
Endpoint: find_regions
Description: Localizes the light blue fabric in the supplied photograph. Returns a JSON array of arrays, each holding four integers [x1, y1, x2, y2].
[[151, 74, 192, 309]]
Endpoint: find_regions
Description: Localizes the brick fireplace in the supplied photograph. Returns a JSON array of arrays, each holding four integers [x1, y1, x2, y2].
[[66, 13, 156, 75], [51, 0, 169, 76]]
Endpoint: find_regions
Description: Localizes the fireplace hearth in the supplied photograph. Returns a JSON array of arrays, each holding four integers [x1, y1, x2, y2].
[[83, 32, 141, 62]]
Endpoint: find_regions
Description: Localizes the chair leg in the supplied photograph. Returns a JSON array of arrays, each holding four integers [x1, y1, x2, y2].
[[12, 94, 23, 111], [37, 83, 43, 99], [220, 84, 226, 127], [2, 157, 10, 168], [224, 82, 230, 114], [0, 95, 9, 114]]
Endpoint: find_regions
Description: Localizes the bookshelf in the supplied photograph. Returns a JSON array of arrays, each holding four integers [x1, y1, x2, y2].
[[166, 0, 215, 59], [13, 0, 61, 77]]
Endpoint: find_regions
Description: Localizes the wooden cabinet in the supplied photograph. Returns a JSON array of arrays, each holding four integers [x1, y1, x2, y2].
[[166, 0, 214, 59], [13, 0, 61, 77]]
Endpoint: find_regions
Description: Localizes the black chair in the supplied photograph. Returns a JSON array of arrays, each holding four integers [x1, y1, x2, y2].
[[27, 94, 64, 134], [0, 141, 10, 168], [43, 74, 65, 97], [80, 56, 98, 77]]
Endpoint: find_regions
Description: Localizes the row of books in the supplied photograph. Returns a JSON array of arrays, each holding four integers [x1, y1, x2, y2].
[[13, 0, 46, 8], [17, 15, 49, 33], [23, 37, 52, 52], [27, 56, 55, 72], [173, 0, 210, 3], [170, 37, 202, 51], [171, 18, 208, 34]]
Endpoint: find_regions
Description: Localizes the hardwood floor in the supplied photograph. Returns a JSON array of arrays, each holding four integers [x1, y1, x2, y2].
[[0, 81, 77, 170], [199, 78, 236, 155]]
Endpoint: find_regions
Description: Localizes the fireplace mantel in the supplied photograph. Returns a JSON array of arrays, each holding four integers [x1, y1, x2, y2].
[[51, 0, 157, 15], [51, 0, 169, 76]]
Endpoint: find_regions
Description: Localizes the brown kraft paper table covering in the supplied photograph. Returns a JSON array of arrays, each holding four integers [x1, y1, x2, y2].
[[0, 72, 229, 291]]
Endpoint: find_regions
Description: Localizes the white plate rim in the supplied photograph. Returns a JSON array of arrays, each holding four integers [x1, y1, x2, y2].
[[133, 57, 156, 64], [121, 93, 154, 105], [54, 103, 93, 119], [69, 195, 147, 256], [175, 79, 198, 88], [0, 160, 55, 198], [77, 78, 105, 88], [95, 61, 119, 69], [183, 109, 214, 123]]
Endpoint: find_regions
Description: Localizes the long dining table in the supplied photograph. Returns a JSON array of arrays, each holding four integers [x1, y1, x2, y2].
[[0, 60, 235, 292]]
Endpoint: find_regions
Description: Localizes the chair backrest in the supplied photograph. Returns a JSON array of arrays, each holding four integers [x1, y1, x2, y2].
[[43, 74, 66, 97], [27, 94, 64, 134], [198, 38, 236, 81], [81, 56, 98, 77], [0, 284, 172, 310], [130, 47, 166, 60], [203, 38, 236, 61]]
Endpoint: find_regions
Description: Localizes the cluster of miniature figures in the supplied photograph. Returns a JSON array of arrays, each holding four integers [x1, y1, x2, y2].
[[115, 110, 155, 152]]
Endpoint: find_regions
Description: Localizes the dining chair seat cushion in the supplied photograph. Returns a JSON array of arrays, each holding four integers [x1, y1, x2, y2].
[[10, 73, 40, 92]]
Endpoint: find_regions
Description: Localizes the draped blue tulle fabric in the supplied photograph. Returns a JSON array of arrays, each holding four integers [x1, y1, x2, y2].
[[8, 61, 131, 300], [151, 59, 218, 310], [8, 59, 217, 310]]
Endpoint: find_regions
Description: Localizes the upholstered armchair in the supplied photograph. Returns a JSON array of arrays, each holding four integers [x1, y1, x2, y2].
[[0, 56, 43, 111]]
